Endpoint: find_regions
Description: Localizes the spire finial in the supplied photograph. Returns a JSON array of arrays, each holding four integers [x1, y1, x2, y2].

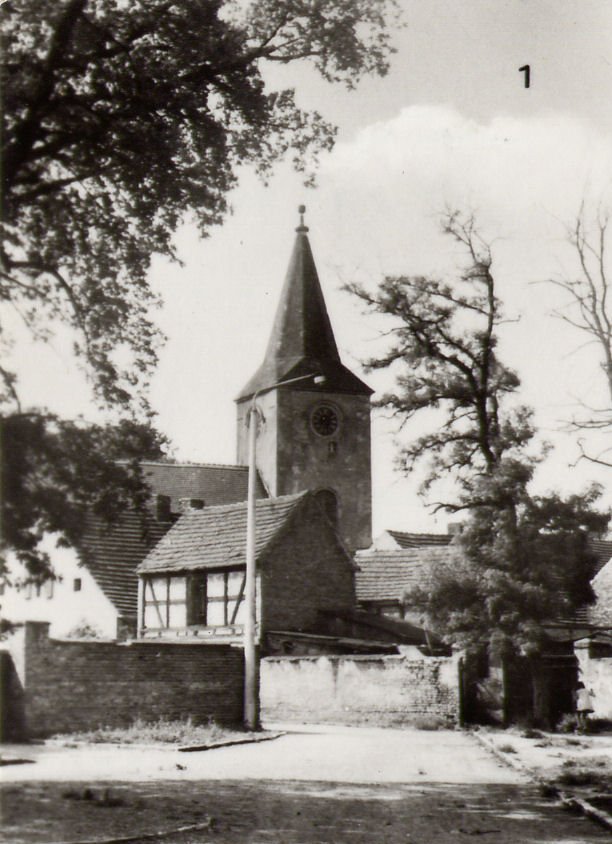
[[296, 204, 309, 233]]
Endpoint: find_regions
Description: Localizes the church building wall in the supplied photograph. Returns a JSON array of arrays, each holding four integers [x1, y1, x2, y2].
[[275, 389, 371, 552], [237, 388, 371, 552], [236, 389, 278, 495]]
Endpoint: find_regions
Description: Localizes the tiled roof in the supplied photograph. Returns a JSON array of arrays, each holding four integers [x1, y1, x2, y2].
[[237, 226, 372, 400], [139, 492, 309, 574], [79, 462, 267, 617], [355, 548, 451, 602], [141, 462, 267, 512], [590, 538, 612, 573], [385, 530, 452, 549], [356, 544, 611, 633], [80, 511, 168, 617]]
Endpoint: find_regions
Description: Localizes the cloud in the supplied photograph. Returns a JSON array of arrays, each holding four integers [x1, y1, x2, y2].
[[321, 105, 612, 266], [312, 105, 612, 521], [328, 105, 611, 205]]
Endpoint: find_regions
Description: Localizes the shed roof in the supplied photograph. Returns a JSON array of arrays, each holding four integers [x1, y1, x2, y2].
[[590, 538, 612, 574], [384, 530, 453, 549], [355, 548, 451, 603], [139, 491, 310, 575]]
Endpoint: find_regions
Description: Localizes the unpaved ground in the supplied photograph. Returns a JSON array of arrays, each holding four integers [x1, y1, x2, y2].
[[2, 727, 610, 843], [0, 727, 522, 784], [478, 728, 612, 815], [477, 728, 612, 781], [3, 779, 611, 844]]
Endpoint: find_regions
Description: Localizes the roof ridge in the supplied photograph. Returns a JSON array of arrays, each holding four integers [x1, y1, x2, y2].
[[136, 461, 250, 471], [177, 489, 309, 517], [356, 548, 423, 557]]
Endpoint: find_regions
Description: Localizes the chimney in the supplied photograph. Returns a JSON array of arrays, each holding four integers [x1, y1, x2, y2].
[[447, 521, 464, 537], [178, 497, 205, 514], [156, 494, 172, 522]]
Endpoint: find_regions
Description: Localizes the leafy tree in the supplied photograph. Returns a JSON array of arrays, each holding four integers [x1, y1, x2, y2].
[[2, 0, 399, 409], [410, 483, 606, 659], [1, 0, 399, 577], [2, 414, 168, 579], [348, 212, 609, 659]]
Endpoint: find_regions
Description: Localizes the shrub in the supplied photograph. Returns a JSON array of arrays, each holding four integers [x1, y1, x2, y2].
[[51, 717, 240, 745], [556, 714, 577, 734], [412, 715, 450, 731], [521, 728, 544, 740], [497, 743, 517, 754]]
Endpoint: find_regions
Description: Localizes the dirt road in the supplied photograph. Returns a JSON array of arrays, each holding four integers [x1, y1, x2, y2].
[[0, 725, 523, 784], [2, 726, 610, 843]]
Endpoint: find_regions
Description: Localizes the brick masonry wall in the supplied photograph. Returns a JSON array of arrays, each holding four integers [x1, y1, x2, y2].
[[260, 652, 461, 727], [14, 622, 244, 738], [261, 496, 355, 633]]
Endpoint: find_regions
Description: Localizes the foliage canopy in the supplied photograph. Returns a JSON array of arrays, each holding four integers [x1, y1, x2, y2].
[[1, 0, 400, 577], [2, 0, 399, 409], [349, 212, 609, 657]]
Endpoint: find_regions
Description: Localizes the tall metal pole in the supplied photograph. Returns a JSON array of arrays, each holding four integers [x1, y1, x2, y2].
[[244, 399, 259, 730]]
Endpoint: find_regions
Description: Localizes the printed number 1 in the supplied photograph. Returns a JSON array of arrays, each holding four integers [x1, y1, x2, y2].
[[519, 65, 530, 88]]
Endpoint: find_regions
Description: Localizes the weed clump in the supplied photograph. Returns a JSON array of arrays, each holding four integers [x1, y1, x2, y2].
[[51, 717, 243, 746]]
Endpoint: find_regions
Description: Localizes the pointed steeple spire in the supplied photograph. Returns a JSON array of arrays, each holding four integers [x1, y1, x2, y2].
[[237, 207, 372, 400]]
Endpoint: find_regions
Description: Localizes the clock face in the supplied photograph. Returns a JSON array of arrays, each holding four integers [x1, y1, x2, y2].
[[311, 404, 339, 437]]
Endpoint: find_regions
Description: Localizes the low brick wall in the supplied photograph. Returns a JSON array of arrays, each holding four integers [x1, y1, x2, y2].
[[3, 622, 243, 738], [260, 651, 461, 727]]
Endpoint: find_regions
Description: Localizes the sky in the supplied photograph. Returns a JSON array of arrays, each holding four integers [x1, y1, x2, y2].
[[12, 0, 612, 536]]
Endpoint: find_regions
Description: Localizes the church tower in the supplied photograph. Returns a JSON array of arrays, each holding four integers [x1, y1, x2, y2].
[[236, 208, 372, 552]]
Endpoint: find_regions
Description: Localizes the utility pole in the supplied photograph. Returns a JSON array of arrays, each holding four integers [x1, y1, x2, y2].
[[243, 372, 325, 729]]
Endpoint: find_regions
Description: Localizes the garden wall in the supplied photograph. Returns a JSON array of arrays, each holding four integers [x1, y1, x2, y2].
[[1, 621, 243, 739], [260, 650, 461, 727], [575, 637, 612, 719]]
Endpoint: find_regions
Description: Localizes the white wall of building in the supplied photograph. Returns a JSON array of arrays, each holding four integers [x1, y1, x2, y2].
[[591, 559, 612, 626], [368, 531, 402, 551], [1, 536, 119, 639]]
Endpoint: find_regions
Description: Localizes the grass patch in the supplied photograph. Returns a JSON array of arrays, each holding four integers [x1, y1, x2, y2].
[[555, 769, 607, 788], [411, 715, 450, 731], [521, 728, 544, 740], [555, 755, 612, 791], [497, 743, 517, 754], [62, 787, 126, 807], [51, 717, 249, 746]]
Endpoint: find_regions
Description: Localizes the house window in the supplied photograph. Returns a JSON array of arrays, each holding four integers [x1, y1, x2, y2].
[[142, 570, 246, 631], [45, 579, 54, 599], [189, 570, 246, 627], [143, 575, 187, 630], [73, 578, 82, 592]]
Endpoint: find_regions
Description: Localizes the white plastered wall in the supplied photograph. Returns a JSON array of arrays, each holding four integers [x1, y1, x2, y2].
[[1, 535, 119, 639]]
